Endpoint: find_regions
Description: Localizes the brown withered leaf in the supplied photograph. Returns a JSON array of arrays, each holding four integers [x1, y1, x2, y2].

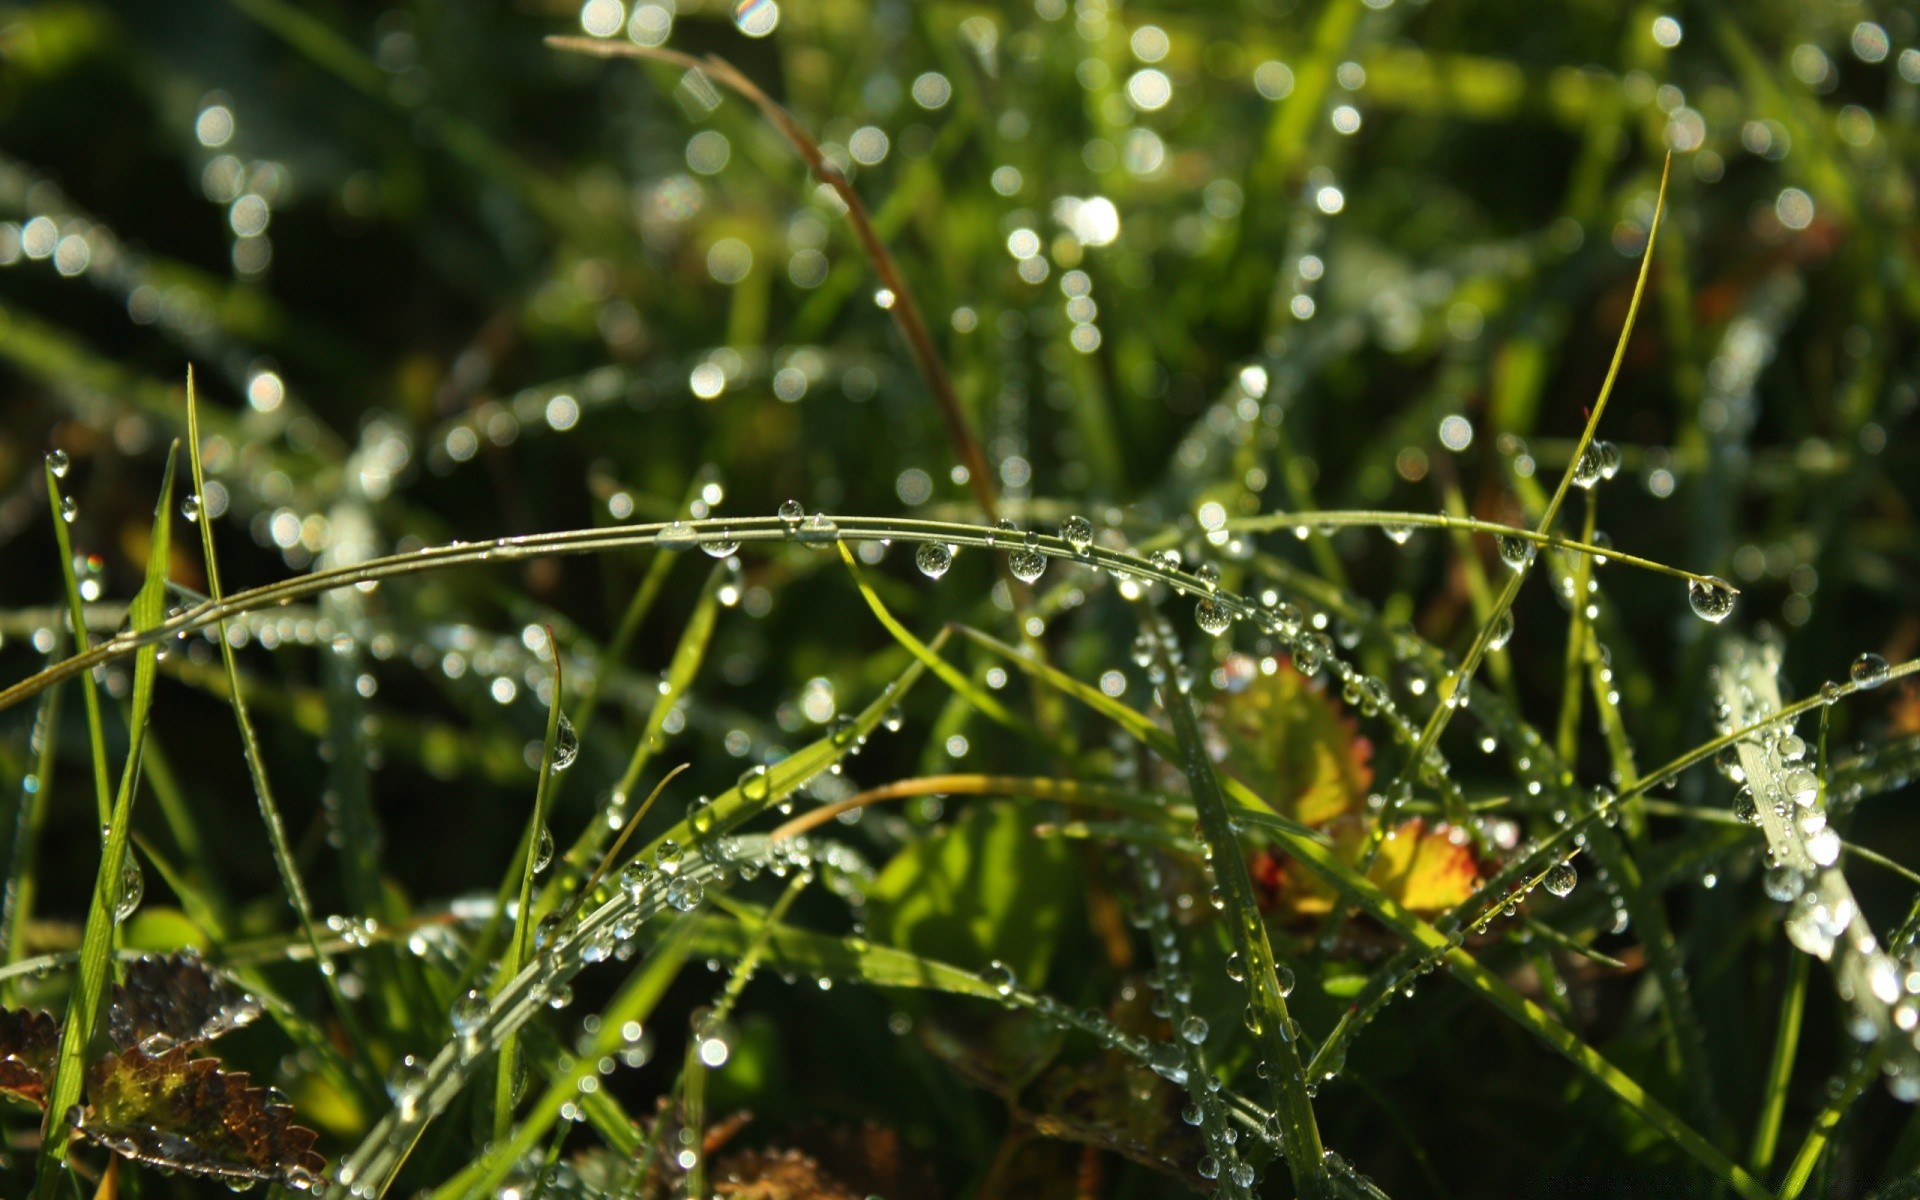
[[0, 1005, 60, 1109], [75, 1046, 325, 1189], [108, 951, 261, 1054], [711, 1147, 863, 1200]]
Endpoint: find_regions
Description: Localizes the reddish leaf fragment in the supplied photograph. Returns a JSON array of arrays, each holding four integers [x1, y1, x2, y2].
[[1254, 817, 1483, 919], [75, 1046, 325, 1190], [0, 1005, 59, 1109], [108, 951, 261, 1054]]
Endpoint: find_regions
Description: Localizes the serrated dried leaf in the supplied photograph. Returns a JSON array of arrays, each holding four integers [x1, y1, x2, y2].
[[711, 1147, 863, 1200], [74, 1046, 325, 1189], [107, 950, 262, 1054], [0, 1005, 60, 1109]]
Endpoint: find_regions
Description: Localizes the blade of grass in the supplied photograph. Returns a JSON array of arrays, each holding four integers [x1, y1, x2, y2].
[[185, 373, 385, 1105], [45, 463, 111, 830], [1751, 949, 1810, 1175], [33, 442, 176, 1197], [494, 629, 564, 1141], [678, 871, 809, 1200], [1399, 154, 1676, 800], [1, 656, 60, 990], [432, 915, 699, 1200], [1144, 615, 1329, 1198]]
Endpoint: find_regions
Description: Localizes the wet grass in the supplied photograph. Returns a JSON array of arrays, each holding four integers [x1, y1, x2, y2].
[[1, 2, 1919, 1197]]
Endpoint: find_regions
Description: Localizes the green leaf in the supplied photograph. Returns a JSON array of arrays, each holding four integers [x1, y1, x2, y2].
[[1210, 662, 1373, 826], [868, 802, 1081, 990]]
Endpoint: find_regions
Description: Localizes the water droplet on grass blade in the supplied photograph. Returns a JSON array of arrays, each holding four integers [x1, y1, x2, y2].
[[1543, 861, 1578, 897], [1487, 609, 1515, 651], [1008, 547, 1047, 582], [777, 498, 804, 525], [532, 825, 554, 872], [700, 530, 739, 557], [387, 1055, 427, 1120], [1496, 534, 1534, 571], [114, 858, 144, 922], [1851, 652, 1890, 689], [1195, 598, 1232, 635], [46, 449, 69, 478], [796, 513, 838, 546], [1061, 514, 1094, 554], [915, 542, 952, 579], [552, 715, 579, 771], [181, 493, 202, 522], [1180, 1015, 1209, 1044], [620, 860, 653, 901], [60, 496, 78, 524], [1572, 445, 1603, 488], [1688, 578, 1736, 623], [665, 876, 704, 911], [983, 959, 1016, 997]]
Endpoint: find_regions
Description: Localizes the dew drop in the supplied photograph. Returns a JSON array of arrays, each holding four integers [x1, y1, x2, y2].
[[1851, 652, 1890, 689], [1543, 861, 1578, 898], [1687, 578, 1736, 623], [915, 542, 953, 580], [620, 859, 654, 902], [532, 825, 554, 872], [665, 876, 704, 911], [450, 988, 488, 1038], [1487, 609, 1515, 651], [1571, 445, 1603, 489], [777, 498, 804, 525], [535, 913, 569, 951], [114, 858, 144, 923], [1224, 951, 1245, 982], [796, 513, 839, 545], [46, 449, 70, 478], [688, 796, 717, 835], [181, 493, 202, 523], [1275, 963, 1296, 997], [700, 530, 739, 558], [656, 839, 684, 871], [1180, 1014, 1209, 1044], [658, 520, 698, 549], [551, 714, 579, 771], [386, 1055, 427, 1120], [983, 959, 1017, 998], [1496, 534, 1535, 571], [1147, 1041, 1189, 1085], [60, 496, 78, 524], [1195, 598, 1232, 636], [1383, 522, 1412, 545], [1061, 514, 1094, 554], [1008, 547, 1047, 583]]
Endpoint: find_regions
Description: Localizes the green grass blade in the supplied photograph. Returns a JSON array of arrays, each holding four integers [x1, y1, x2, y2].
[[185, 372, 385, 1105], [1145, 616, 1329, 1198], [45, 462, 111, 829], [1751, 949, 1810, 1175], [34, 441, 176, 1196], [494, 634, 564, 1140], [432, 915, 699, 1200], [0, 659, 61, 988]]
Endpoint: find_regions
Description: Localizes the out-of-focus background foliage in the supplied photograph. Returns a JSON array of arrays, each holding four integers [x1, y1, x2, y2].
[[2, 0, 1920, 1195]]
